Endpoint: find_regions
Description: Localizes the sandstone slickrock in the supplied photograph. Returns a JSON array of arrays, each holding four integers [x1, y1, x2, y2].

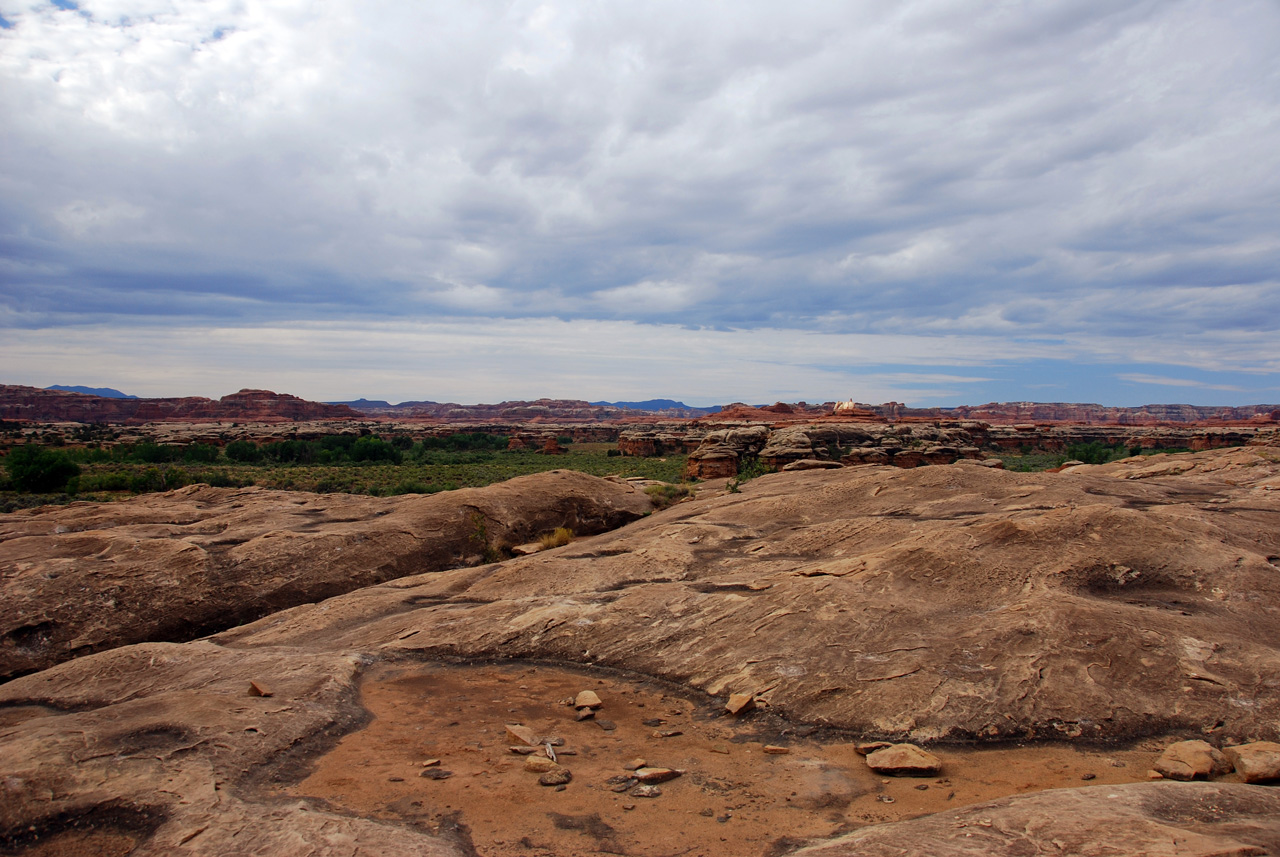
[[0, 470, 651, 680], [1224, 742, 1280, 784], [204, 443, 1280, 743], [789, 782, 1280, 856], [3, 444, 1280, 856], [1153, 739, 1233, 781]]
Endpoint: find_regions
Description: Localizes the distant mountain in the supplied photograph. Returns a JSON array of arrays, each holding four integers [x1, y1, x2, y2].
[[590, 399, 722, 413], [328, 398, 395, 410], [47, 385, 137, 399]]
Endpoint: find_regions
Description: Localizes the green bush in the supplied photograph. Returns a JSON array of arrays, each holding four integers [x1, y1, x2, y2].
[[226, 440, 262, 463], [183, 443, 220, 463], [351, 436, 402, 463], [1064, 442, 1123, 465], [5, 446, 82, 493], [645, 483, 694, 509]]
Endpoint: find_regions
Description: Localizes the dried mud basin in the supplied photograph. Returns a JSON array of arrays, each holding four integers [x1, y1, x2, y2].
[[283, 661, 1199, 857]]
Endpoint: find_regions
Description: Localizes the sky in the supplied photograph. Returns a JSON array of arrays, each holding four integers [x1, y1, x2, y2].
[[2, 0, 1279, 408]]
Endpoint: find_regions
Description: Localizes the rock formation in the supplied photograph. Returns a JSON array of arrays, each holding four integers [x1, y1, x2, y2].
[[3, 442, 1280, 855], [841, 400, 1280, 425], [0, 471, 652, 680], [0, 385, 361, 424]]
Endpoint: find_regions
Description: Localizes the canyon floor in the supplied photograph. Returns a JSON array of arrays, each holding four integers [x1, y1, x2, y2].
[[3, 444, 1280, 855]]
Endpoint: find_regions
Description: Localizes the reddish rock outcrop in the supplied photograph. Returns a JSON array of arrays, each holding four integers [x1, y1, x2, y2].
[[0, 385, 361, 424]]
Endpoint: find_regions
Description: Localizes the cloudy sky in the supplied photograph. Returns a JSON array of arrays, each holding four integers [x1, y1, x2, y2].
[[2, 0, 1278, 407]]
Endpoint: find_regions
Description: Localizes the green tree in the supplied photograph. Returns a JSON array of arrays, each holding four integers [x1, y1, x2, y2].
[[5, 446, 82, 493]]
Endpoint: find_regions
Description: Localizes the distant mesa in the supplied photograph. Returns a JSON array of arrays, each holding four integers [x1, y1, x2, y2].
[[590, 399, 722, 415], [46, 385, 138, 399], [1, 385, 359, 424]]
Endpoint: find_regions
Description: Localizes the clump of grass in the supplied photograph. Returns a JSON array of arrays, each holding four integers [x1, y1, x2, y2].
[[645, 483, 694, 509], [538, 527, 575, 549]]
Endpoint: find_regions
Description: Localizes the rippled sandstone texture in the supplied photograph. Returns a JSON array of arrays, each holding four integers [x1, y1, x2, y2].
[[0, 470, 652, 680], [2, 444, 1280, 855]]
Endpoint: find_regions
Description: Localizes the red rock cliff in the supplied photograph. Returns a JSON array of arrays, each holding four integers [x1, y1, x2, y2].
[[0, 386, 362, 424]]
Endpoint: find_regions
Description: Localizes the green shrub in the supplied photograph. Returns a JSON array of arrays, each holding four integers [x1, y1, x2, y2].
[[183, 443, 220, 464], [351, 436, 402, 463], [1064, 442, 1123, 465], [645, 483, 694, 509], [389, 480, 433, 495], [226, 440, 262, 462], [4, 446, 82, 493], [128, 443, 182, 464]]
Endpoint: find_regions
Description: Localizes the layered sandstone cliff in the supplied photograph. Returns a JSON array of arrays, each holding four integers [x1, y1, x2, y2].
[[0, 385, 361, 424]]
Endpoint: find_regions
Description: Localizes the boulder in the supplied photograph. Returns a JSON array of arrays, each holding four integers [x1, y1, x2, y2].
[[865, 744, 942, 776], [1153, 740, 1232, 781], [1224, 742, 1280, 783]]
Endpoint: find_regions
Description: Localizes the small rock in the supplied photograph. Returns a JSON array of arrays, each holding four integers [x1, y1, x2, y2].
[[866, 744, 943, 777], [641, 718, 666, 727], [623, 804, 636, 811], [914, 784, 929, 791], [652, 730, 682, 738], [624, 758, 646, 771], [1153, 740, 1232, 781], [248, 680, 273, 698], [509, 746, 537, 755], [855, 741, 893, 756], [388, 777, 404, 782], [876, 794, 895, 803], [506, 724, 539, 746], [725, 693, 754, 716], [539, 768, 572, 786], [699, 808, 715, 817], [575, 690, 603, 710], [524, 756, 560, 773], [597, 719, 617, 732], [763, 745, 789, 755], [1081, 773, 1096, 781], [630, 784, 663, 798], [709, 744, 730, 755], [575, 708, 596, 721], [1147, 770, 1164, 780], [1224, 741, 1280, 783], [421, 759, 441, 767], [420, 769, 453, 780], [634, 767, 681, 784]]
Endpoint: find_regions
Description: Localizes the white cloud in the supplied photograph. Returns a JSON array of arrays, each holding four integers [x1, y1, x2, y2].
[[1, 0, 1278, 402]]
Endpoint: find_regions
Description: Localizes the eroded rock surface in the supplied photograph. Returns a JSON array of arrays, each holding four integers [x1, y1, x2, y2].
[[207, 445, 1280, 742], [791, 782, 1280, 856], [3, 444, 1280, 856], [0, 470, 651, 680]]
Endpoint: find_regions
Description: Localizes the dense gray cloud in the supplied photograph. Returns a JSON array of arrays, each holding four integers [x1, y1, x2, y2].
[[1, 0, 1278, 403]]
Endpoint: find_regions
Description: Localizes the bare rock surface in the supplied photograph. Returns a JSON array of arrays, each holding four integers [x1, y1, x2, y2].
[[214, 444, 1280, 742], [0, 470, 652, 680], [3, 444, 1280, 855], [790, 782, 1280, 856]]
